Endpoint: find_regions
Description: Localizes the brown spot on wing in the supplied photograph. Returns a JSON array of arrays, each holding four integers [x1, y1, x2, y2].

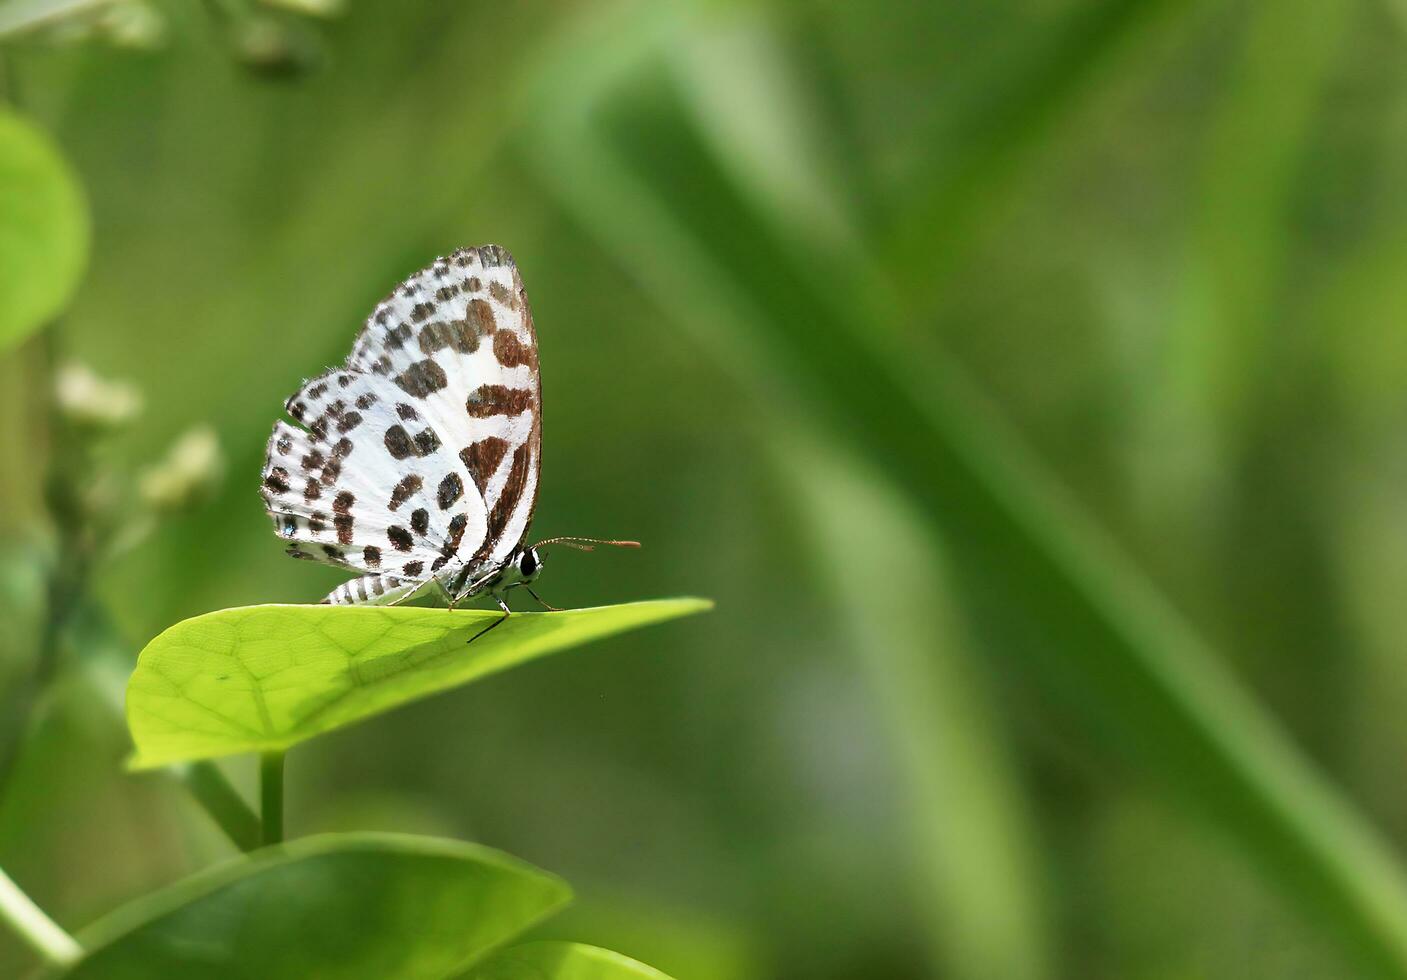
[[488, 281, 519, 310], [436, 472, 463, 510], [465, 385, 533, 418], [393, 358, 448, 398], [467, 298, 496, 335], [477, 443, 530, 559], [492, 330, 533, 368], [385, 425, 441, 459], [460, 437, 508, 486], [387, 526, 413, 551], [389, 474, 422, 510], [446, 512, 469, 551], [420, 314, 487, 356]]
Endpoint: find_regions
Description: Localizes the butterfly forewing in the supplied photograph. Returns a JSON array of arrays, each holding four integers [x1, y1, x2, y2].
[[347, 244, 542, 563], [261, 245, 543, 604]]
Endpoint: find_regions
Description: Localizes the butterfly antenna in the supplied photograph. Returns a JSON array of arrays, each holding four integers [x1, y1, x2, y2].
[[533, 536, 642, 552]]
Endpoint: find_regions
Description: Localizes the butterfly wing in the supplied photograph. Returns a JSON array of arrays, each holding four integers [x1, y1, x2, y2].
[[262, 369, 487, 583], [262, 244, 542, 602], [347, 244, 542, 564]]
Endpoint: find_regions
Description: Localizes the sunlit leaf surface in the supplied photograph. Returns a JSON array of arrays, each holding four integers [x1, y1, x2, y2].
[[0, 109, 87, 352], [127, 599, 711, 768], [465, 942, 673, 979], [50, 834, 570, 979]]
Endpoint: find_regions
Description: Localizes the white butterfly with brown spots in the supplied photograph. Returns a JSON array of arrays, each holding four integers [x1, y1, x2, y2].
[[261, 245, 637, 642]]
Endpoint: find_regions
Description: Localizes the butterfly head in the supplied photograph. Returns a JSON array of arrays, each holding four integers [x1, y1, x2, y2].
[[517, 546, 543, 582]]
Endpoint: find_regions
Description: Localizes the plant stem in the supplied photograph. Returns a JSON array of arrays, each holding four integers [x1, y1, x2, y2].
[[0, 866, 80, 968], [259, 751, 285, 846], [179, 762, 261, 853]]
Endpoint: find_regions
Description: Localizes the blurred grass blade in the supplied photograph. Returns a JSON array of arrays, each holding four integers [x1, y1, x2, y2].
[[126, 599, 712, 768], [1138, 0, 1349, 490], [522, 8, 1407, 976], [886, 0, 1211, 300], [778, 437, 1051, 980], [465, 942, 672, 980], [50, 833, 570, 978], [0, 109, 88, 353]]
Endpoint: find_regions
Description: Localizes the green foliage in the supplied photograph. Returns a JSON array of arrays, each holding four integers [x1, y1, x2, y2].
[[127, 599, 711, 768], [4, 1, 1407, 977], [49, 833, 570, 979], [466, 941, 672, 980], [0, 108, 87, 352], [521, 8, 1407, 976]]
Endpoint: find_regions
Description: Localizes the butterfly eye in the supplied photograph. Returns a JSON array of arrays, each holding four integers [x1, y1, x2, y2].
[[519, 549, 538, 577]]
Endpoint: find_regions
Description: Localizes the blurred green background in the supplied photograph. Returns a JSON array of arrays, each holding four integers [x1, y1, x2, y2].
[[4, 0, 1407, 977]]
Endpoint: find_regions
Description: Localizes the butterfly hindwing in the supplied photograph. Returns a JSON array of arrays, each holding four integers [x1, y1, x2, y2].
[[262, 369, 489, 580]]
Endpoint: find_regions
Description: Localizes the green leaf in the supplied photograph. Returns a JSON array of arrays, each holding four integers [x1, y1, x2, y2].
[[466, 942, 672, 980], [51, 833, 571, 979], [126, 599, 711, 768], [0, 109, 88, 353]]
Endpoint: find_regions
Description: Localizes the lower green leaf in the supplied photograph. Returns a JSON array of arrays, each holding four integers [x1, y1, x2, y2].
[[466, 942, 673, 980], [126, 599, 711, 768], [52, 833, 571, 979]]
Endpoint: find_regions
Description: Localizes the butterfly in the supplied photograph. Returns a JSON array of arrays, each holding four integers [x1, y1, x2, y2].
[[260, 245, 637, 642]]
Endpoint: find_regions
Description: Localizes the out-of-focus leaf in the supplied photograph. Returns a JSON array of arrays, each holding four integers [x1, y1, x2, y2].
[[779, 436, 1051, 980], [0, 0, 106, 40], [522, 7, 1407, 977], [0, 109, 87, 352], [49, 833, 570, 979], [886, 0, 1212, 300], [541, 892, 759, 980], [126, 599, 711, 768], [1131, 0, 1349, 509], [466, 942, 672, 980]]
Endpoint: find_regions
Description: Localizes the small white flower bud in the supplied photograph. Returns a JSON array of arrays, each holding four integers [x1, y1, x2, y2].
[[140, 427, 225, 512], [260, 0, 345, 18], [54, 363, 142, 430], [99, 2, 166, 50]]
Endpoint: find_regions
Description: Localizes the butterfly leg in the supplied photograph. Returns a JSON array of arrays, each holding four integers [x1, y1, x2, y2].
[[466, 595, 512, 645], [525, 587, 561, 612]]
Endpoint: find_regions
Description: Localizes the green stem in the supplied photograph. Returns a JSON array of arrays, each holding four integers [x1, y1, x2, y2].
[[259, 751, 285, 846], [178, 762, 261, 853], [0, 866, 80, 968]]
